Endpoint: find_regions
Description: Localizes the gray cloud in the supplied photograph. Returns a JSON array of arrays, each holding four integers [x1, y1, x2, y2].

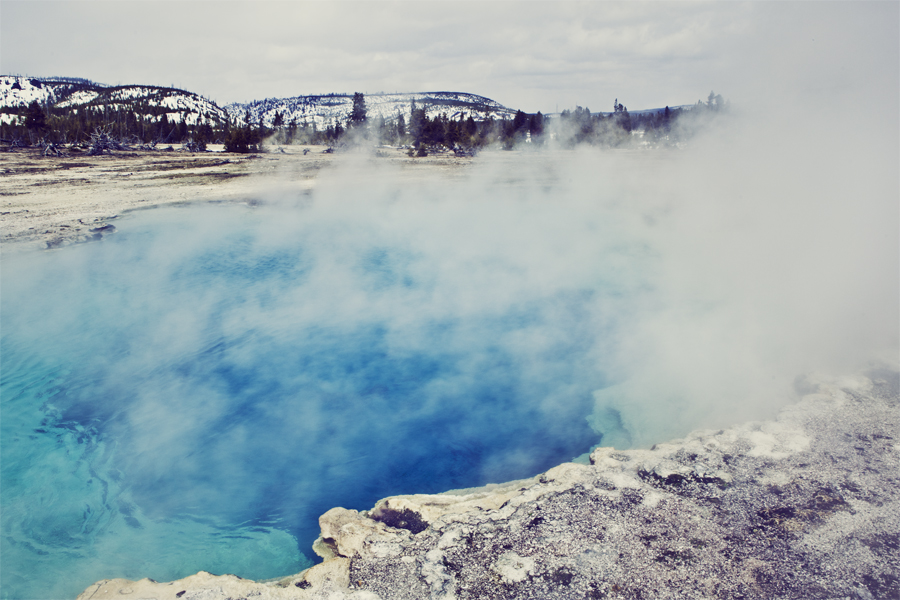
[[6, 1, 892, 112]]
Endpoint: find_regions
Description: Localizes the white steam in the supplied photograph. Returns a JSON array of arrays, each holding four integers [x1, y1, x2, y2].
[[252, 83, 898, 448]]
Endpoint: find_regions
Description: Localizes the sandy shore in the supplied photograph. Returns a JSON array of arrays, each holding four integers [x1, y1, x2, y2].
[[0, 144, 473, 253]]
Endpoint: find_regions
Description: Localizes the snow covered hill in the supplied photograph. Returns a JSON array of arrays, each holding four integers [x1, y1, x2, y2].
[[1, 77, 519, 131], [0, 76, 228, 126], [1, 75, 697, 137], [226, 92, 519, 129]]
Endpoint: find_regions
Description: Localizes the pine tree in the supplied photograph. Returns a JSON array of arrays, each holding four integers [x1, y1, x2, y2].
[[25, 101, 47, 136], [446, 117, 461, 147], [224, 127, 251, 153], [409, 100, 426, 144], [157, 113, 170, 141], [529, 112, 544, 137], [349, 92, 367, 126], [512, 110, 528, 132], [287, 118, 297, 143], [376, 115, 389, 143], [396, 112, 406, 140], [465, 116, 477, 137]]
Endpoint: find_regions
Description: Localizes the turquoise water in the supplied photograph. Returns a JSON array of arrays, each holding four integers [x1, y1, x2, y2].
[[1, 173, 649, 599]]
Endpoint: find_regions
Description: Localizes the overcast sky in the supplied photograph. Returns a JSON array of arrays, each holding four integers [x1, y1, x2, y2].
[[1, 1, 897, 113]]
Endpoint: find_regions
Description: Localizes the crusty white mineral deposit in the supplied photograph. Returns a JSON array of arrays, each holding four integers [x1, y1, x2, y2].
[[78, 369, 899, 600]]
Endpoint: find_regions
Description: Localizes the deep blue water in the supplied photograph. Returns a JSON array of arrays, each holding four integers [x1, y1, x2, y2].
[[1, 179, 648, 599]]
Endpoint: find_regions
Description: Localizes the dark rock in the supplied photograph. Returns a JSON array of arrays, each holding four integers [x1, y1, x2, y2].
[[370, 507, 429, 534]]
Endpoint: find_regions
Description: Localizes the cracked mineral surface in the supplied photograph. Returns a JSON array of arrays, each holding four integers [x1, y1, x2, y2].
[[77, 370, 899, 600]]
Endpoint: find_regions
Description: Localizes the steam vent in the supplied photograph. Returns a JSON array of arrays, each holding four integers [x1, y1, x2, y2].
[[79, 369, 899, 599]]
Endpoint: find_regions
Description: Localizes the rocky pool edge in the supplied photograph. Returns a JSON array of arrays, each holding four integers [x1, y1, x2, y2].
[[77, 369, 899, 600]]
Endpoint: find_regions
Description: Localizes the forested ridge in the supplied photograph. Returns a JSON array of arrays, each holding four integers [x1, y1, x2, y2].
[[1, 76, 727, 154]]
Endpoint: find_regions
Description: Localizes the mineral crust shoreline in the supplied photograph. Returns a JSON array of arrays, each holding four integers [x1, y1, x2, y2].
[[77, 370, 899, 600], [0, 145, 473, 253]]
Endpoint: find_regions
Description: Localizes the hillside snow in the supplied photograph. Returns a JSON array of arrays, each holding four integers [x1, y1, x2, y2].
[[0, 76, 228, 126], [226, 92, 519, 129]]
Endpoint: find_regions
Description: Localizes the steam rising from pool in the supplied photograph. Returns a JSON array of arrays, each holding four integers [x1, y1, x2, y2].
[[2, 137, 897, 599]]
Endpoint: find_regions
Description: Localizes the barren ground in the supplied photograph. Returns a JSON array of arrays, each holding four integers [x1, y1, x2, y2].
[[0, 144, 473, 252]]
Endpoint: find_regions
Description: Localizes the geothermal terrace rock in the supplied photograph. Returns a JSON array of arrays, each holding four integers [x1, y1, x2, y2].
[[78, 370, 899, 600]]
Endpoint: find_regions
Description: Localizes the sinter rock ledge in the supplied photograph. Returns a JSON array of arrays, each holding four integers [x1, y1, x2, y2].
[[78, 371, 899, 600]]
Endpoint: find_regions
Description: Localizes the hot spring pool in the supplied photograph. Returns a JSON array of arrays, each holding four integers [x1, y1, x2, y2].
[[1, 162, 658, 599]]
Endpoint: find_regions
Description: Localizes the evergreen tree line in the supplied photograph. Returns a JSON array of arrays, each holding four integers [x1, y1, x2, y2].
[[263, 95, 546, 154], [2, 91, 727, 153], [260, 92, 728, 152], [1, 100, 220, 148], [551, 92, 728, 148]]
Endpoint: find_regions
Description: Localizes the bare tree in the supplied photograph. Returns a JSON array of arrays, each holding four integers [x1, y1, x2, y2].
[[39, 137, 67, 157], [87, 127, 129, 155]]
